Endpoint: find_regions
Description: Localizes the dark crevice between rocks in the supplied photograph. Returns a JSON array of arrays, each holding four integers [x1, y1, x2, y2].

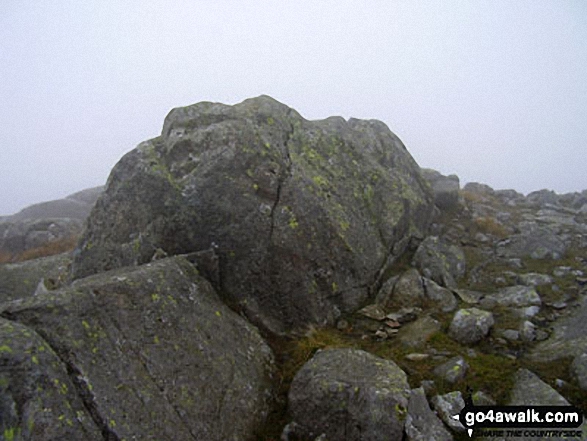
[[0, 311, 120, 441], [268, 118, 295, 244]]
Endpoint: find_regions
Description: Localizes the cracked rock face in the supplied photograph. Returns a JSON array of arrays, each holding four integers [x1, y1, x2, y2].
[[71, 95, 433, 334], [0, 256, 274, 441]]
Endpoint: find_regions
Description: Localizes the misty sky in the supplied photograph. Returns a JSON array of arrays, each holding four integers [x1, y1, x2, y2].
[[1, 1, 586, 216]]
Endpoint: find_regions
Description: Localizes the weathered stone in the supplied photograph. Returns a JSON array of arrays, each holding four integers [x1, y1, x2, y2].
[[286, 348, 410, 441], [454, 289, 484, 304], [422, 277, 458, 312], [497, 226, 566, 260], [388, 268, 425, 309], [0, 318, 103, 440], [0, 218, 82, 257], [412, 236, 465, 289], [492, 285, 541, 307], [431, 391, 466, 433], [71, 96, 434, 334], [526, 189, 560, 207], [448, 308, 494, 345], [509, 369, 569, 406], [0, 252, 71, 303], [472, 391, 496, 406], [570, 352, 587, 391], [0, 187, 103, 223], [405, 387, 453, 441], [357, 303, 387, 321], [518, 273, 553, 286], [433, 356, 469, 384], [0, 256, 274, 441], [399, 315, 441, 348], [520, 321, 536, 342], [420, 168, 461, 211], [463, 182, 495, 196]]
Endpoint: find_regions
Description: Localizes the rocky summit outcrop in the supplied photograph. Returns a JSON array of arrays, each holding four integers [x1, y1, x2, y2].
[[71, 95, 434, 334], [0, 256, 274, 441]]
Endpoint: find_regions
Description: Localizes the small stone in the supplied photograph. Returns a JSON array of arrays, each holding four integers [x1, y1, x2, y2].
[[405, 353, 430, 361], [385, 328, 399, 337], [357, 304, 386, 321], [336, 319, 349, 331], [518, 272, 553, 286], [431, 391, 466, 433], [520, 321, 536, 342], [453, 289, 483, 304], [433, 356, 469, 384], [384, 319, 401, 328], [535, 329, 549, 341], [553, 266, 572, 277], [448, 308, 494, 345], [374, 330, 388, 340], [472, 391, 496, 406], [502, 329, 520, 341]]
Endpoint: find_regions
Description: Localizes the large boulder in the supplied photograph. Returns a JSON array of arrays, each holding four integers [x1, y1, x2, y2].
[[71, 96, 434, 334], [284, 348, 410, 441], [0, 256, 275, 441]]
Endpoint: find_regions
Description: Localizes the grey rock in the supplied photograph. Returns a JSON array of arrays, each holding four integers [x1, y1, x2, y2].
[[431, 391, 466, 433], [1, 186, 103, 223], [375, 275, 399, 307], [0, 252, 71, 303], [518, 273, 553, 286], [454, 289, 484, 304], [570, 352, 587, 391], [412, 236, 466, 289], [405, 387, 453, 441], [421, 168, 461, 211], [472, 391, 496, 406], [463, 182, 495, 196], [449, 308, 494, 345], [509, 369, 569, 406], [422, 277, 458, 312], [433, 356, 469, 384], [71, 96, 434, 334], [497, 226, 566, 260], [0, 318, 103, 440], [526, 189, 560, 207], [501, 329, 520, 341], [520, 321, 536, 342], [492, 285, 541, 307], [389, 268, 425, 309], [399, 315, 441, 348], [0, 256, 275, 441], [286, 348, 410, 441], [0, 218, 83, 257]]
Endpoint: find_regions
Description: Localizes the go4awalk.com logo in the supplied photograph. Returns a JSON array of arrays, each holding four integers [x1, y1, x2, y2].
[[453, 404, 584, 438]]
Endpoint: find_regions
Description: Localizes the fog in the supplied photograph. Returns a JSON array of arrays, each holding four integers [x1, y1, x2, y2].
[[1, 0, 586, 215]]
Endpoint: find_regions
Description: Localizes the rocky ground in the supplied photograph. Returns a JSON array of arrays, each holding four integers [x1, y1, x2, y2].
[[0, 96, 585, 440]]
